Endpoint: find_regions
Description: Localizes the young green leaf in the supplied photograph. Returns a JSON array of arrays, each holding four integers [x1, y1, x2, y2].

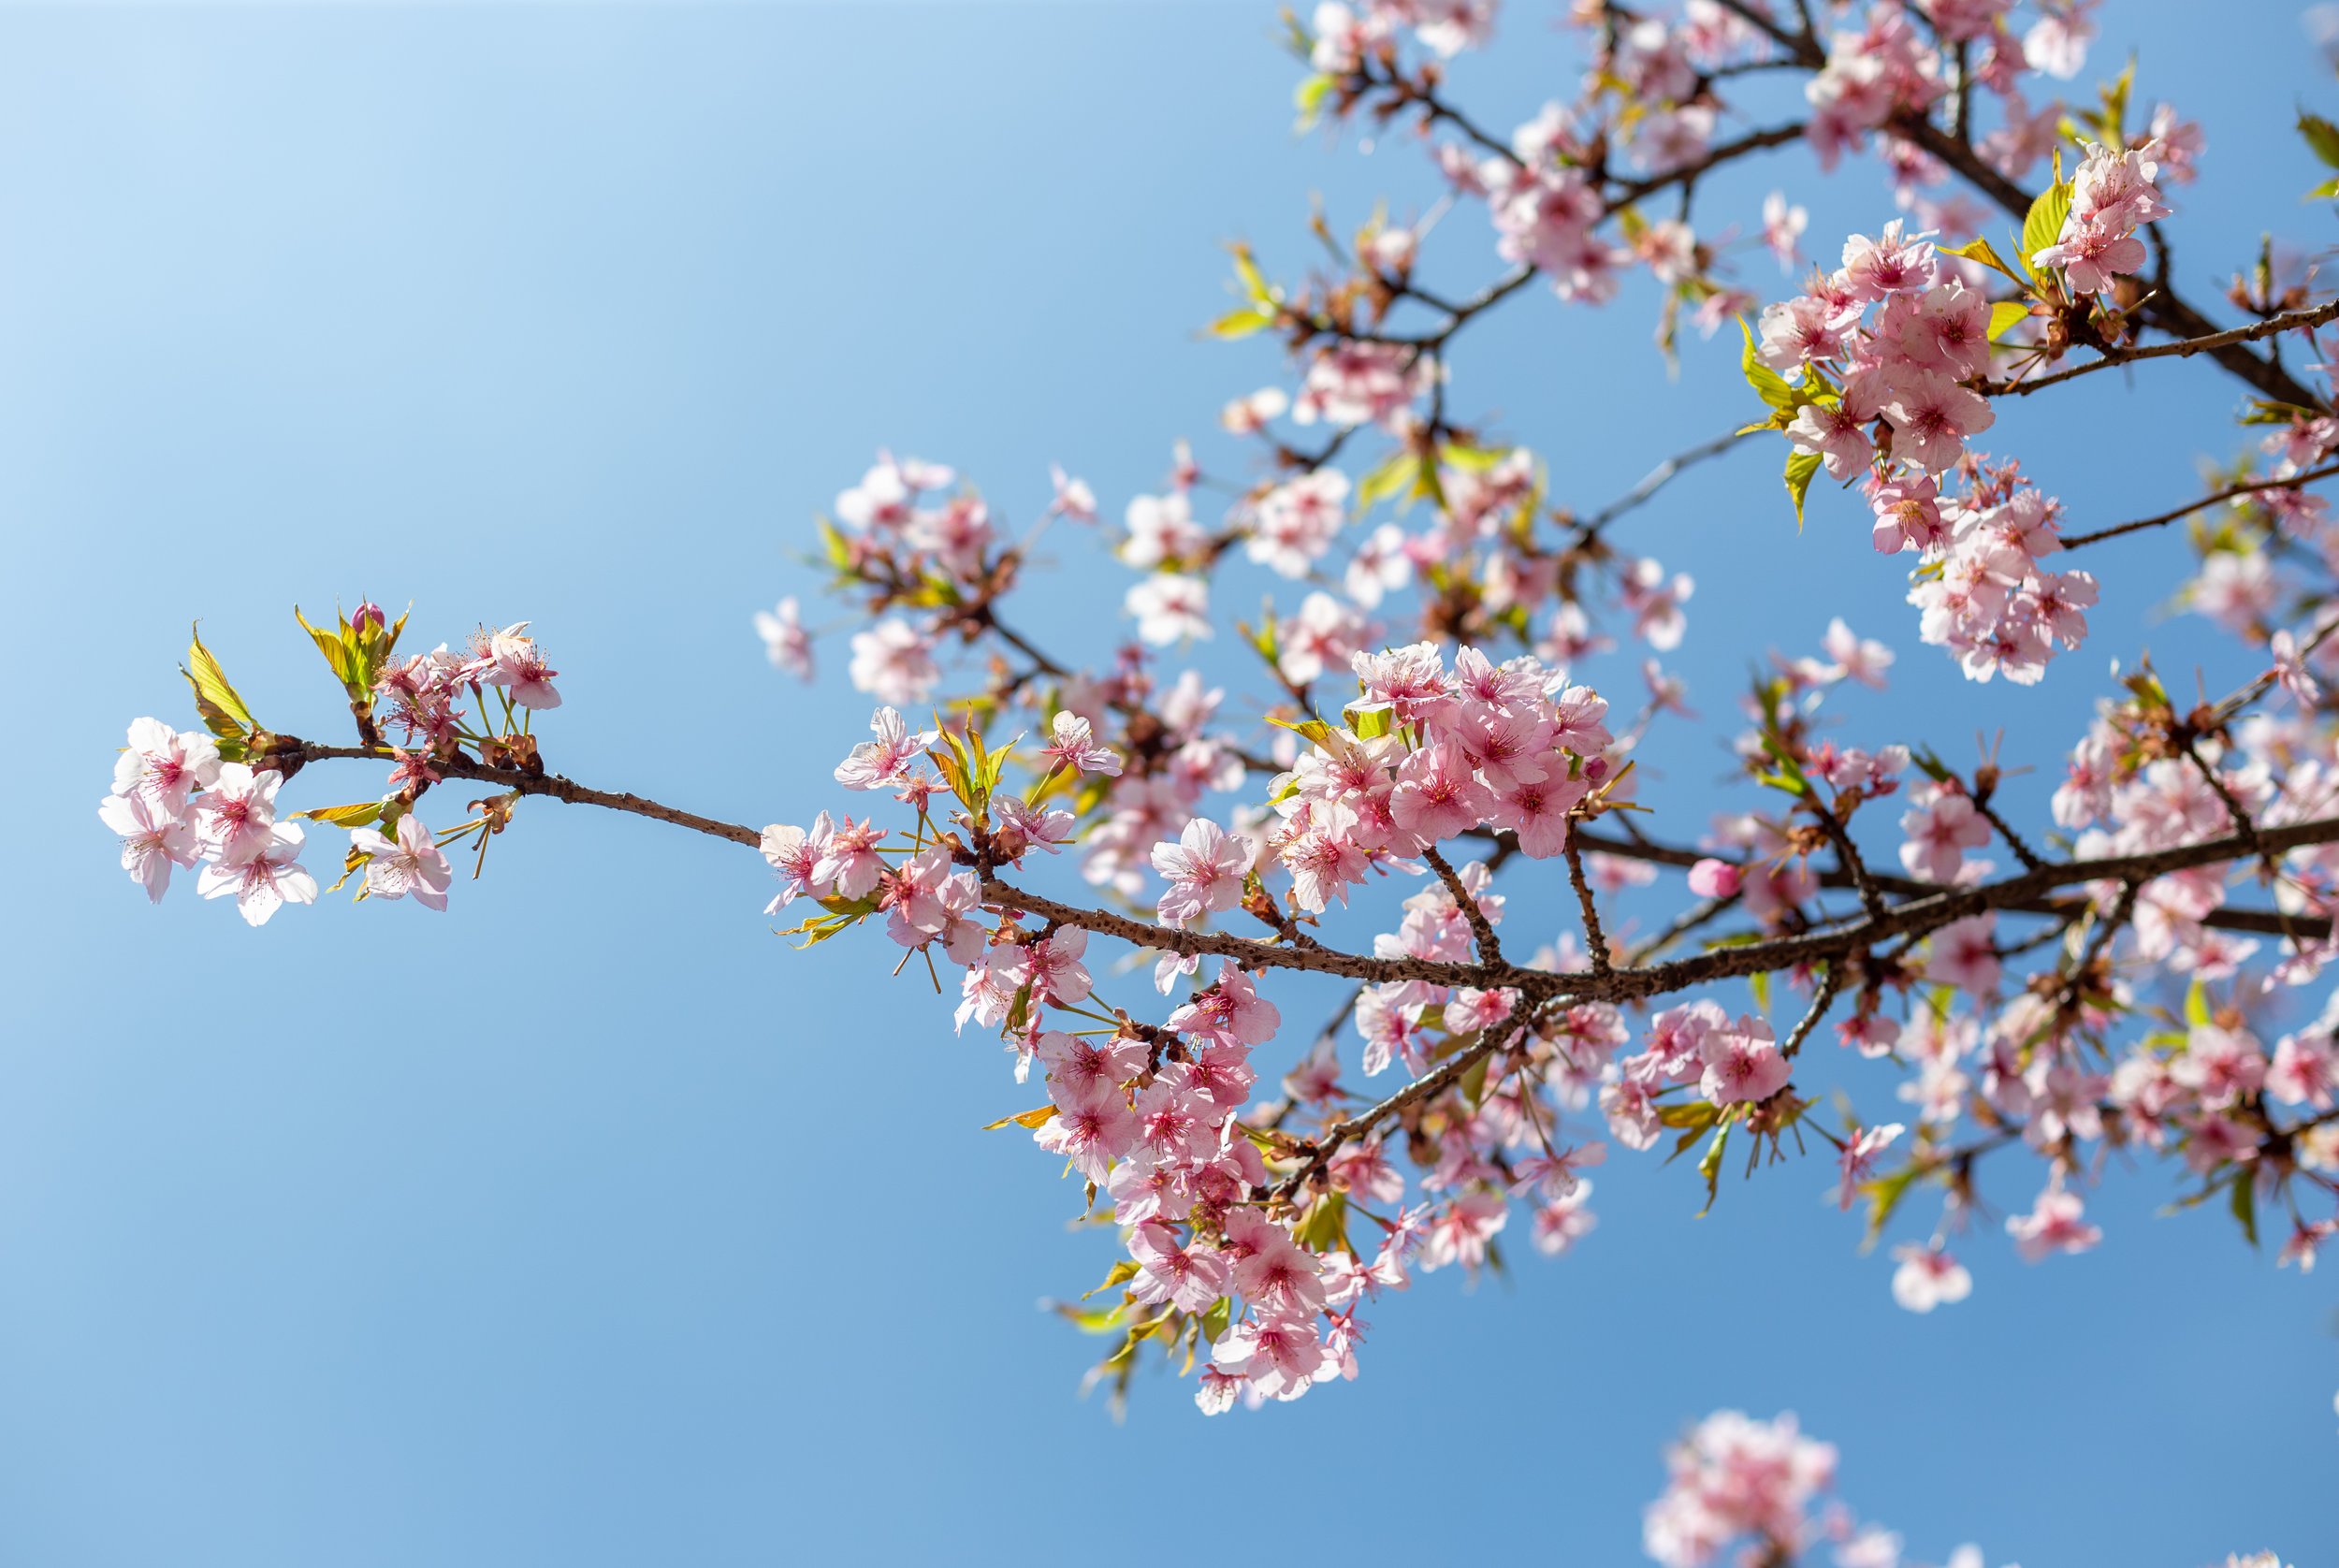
[[981, 1104, 1057, 1132], [1738, 317, 1796, 413], [1208, 307, 1276, 340], [2300, 109, 2339, 169], [1783, 447, 1823, 530], [1987, 299, 2034, 341], [182, 625, 258, 746], [1695, 1121, 1733, 1217], [1940, 235, 2026, 287], [2229, 1168, 2259, 1247], [2020, 179, 2074, 275]]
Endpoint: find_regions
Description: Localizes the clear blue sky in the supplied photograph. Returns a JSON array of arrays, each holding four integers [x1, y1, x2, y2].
[[3, 3, 2332, 1564]]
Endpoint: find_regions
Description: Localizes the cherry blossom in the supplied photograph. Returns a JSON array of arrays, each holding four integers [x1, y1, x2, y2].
[[835, 706, 939, 791], [1889, 1244, 1975, 1313], [196, 823, 317, 927], [349, 813, 454, 910], [753, 597, 815, 680], [98, 790, 197, 902]]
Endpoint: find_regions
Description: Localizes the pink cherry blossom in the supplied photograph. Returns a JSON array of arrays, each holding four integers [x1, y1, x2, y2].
[[194, 763, 284, 867], [1889, 1243, 1973, 1312], [1039, 711, 1122, 777], [1700, 1015, 1791, 1106], [835, 706, 940, 791], [1046, 463, 1097, 524], [112, 718, 221, 814], [2006, 1183, 2102, 1261], [349, 812, 454, 910], [1152, 818, 1252, 926], [1129, 1222, 1230, 1314], [482, 622, 561, 709], [753, 597, 815, 681], [1835, 1122, 1904, 1210], [759, 814, 833, 912], [196, 823, 317, 927], [98, 791, 197, 902]]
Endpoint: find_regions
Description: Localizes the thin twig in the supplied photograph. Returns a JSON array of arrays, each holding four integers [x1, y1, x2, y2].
[[1562, 822, 1614, 975], [2061, 461, 2339, 549], [1423, 844, 1504, 967], [1979, 299, 2339, 399]]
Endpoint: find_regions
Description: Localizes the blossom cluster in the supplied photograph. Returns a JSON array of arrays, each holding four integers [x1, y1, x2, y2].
[[749, 641, 1647, 1412], [100, 616, 568, 926], [1754, 226, 2108, 683], [1642, 1407, 2293, 1568], [100, 719, 320, 927]]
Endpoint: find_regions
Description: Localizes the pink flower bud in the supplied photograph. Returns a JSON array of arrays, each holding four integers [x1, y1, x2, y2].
[[1687, 858, 1741, 899], [353, 602, 386, 635]]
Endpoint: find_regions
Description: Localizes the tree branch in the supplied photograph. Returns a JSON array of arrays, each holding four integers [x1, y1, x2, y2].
[[2060, 460, 2339, 549], [1980, 299, 2339, 400]]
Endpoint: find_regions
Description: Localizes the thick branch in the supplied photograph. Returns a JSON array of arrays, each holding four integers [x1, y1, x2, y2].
[[1527, 825, 2330, 941], [283, 742, 2338, 965], [994, 816, 2339, 1003]]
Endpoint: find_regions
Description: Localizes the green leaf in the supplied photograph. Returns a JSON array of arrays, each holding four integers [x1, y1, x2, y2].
[[1053, 1300, 1126, 1334], [2308, 175, 2339, 202], [1242, 611, 1281, 670], [1230, 245, 1273, 305], [2183, 980, 2211, 1029], [1860, 1164, 1923, 1249], [1082, 1260, 1142, 1301], [1907, 746, 1955, 785], [980, 1104, 1055, 1132], [1437, 441, 1510, 474], [181, 625, 258, 747], [2229, 1168, 2259, 1247], [1757, 733, 1811, 801], [294, 606, 357, 689], [298, 801, 385, 829], [1987, 299, 2033, 341], [1783, 448, 1823, 530], [1658, 1099, 1721, 1133], [1737, 317, 1796, 413], [1294, 72, 1336, 130], [327, 845, 370, 895], [775, 909, 862, 948], [1694, 1121, 1733, 1217], [1458, 1052, 1491, 1108], [1343, 700, 1396, 740], [817, 516, 854, 573], [2094, 57, 2134, 143], [1208, 307, 1276, 340], [2301, 109, 2339, 169], [938, 725, 987, 811], [2021, 178, 2075, 277], [1265, 713, 1333, 747], [1296, 1192, 1349, 1254], [1940, 235, 2025, 287], [2242, 398, 2325, 427], [1199, 1297, 1232, 1345], [1357, 450, 1418, 511]]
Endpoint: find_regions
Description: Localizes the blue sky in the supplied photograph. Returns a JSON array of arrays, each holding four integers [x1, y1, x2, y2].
[[3, 3, 2333, 1564]]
